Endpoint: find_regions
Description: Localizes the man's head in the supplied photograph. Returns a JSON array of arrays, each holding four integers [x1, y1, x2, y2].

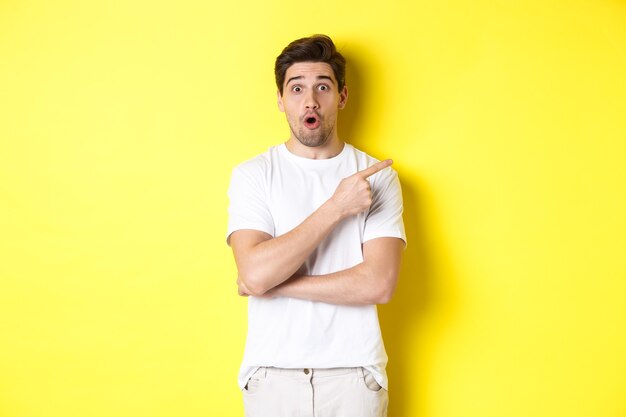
[[275, 35, 348, 150], [275, 34, 346, 96]]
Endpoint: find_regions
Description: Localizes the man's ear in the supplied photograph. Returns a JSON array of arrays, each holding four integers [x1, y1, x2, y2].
[[277, 90, 285, 112], [338, 85, 348, 109]]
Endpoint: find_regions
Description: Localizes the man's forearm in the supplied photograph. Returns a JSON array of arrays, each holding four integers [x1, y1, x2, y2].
[[267, 264, 391, 306], [262, 237, 404, 305]]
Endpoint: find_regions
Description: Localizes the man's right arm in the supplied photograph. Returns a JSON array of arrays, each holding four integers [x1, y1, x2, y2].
[[229, 159, 392, 296]]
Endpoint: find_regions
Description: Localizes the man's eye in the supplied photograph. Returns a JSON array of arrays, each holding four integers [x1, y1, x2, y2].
[[319, 85, 328, 91], [292, 86, 302, 92]]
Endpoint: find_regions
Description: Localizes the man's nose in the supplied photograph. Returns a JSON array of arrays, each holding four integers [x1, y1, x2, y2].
[[304, 90, 319, 109]]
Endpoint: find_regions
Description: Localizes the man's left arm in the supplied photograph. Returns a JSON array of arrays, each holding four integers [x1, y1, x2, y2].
[[241, 237, 404, 305]]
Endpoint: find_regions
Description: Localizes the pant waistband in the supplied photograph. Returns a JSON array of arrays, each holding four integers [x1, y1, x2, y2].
[[254, 366, 365, 378]]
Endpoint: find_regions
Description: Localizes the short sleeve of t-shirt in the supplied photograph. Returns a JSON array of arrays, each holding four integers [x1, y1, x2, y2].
[[363, 167, 406, 245], [226, 158, 275, 244]]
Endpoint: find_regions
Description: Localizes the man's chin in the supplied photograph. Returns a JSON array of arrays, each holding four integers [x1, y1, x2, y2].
[[296, 134, 327, 148]]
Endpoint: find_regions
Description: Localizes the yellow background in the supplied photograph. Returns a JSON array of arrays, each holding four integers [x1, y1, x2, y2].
[[1, 0, 625, 416]]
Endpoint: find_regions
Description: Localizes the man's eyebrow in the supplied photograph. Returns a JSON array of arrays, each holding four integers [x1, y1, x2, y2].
[[317, 75, 336, 84], [285, 74, 336, 86], [286, 76, 303, 86]]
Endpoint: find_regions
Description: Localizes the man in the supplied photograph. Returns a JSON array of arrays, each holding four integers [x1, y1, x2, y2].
[[226, 34, 406, 417]]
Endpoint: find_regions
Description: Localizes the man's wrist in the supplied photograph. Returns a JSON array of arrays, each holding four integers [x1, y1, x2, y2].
[[321, 198, 345, 223]]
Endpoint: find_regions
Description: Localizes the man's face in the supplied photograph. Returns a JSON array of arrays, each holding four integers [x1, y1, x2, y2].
[[278, 62, 348, 148]]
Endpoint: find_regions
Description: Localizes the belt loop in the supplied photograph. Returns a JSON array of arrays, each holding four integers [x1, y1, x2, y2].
[[357, 367, 365, 378], [260, 367, 267, 378]]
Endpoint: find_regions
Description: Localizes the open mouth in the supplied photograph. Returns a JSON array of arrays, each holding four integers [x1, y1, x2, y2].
[[304, 114, 320, 129]]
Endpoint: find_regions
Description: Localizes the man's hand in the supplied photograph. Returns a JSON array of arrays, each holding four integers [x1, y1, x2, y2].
[[329, 160, 392, 218]]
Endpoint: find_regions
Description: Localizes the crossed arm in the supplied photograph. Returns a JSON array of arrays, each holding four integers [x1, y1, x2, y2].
[[229, 159, 404, 306]]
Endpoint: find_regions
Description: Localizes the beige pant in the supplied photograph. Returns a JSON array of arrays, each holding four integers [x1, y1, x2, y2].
[[242, 367, 388, 417]]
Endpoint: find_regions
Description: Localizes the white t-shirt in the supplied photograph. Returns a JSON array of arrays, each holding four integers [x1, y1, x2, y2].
[[226, 143, 406, 390]]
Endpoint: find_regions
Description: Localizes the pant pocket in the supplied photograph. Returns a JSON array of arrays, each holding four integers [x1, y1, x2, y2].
[[243, 368, 266, 395], [362, 368, 383, 392]]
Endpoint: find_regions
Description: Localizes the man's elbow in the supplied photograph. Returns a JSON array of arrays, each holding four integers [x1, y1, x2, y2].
[[239, 272, 271, 297], [370, 270, 399, 305], [373, 286, 395, 304]]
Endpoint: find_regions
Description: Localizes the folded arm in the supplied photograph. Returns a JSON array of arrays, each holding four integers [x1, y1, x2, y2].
[[243, 237, 404, 305]]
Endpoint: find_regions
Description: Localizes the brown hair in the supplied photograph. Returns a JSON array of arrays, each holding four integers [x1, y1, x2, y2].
[[274, 34, 346, 95]]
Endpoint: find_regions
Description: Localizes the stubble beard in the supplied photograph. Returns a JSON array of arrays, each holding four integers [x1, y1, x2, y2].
[[289, 116, 336, 148]]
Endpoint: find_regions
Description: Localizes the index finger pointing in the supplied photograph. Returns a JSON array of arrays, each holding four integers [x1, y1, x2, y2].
[[357, 159, 393, 178]]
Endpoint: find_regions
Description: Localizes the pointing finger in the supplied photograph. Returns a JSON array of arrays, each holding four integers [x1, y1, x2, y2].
[[357, 159, 393, 178]]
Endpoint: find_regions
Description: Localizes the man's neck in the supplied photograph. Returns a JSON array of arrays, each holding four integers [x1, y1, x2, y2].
[[285, 137, 345, 160]]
